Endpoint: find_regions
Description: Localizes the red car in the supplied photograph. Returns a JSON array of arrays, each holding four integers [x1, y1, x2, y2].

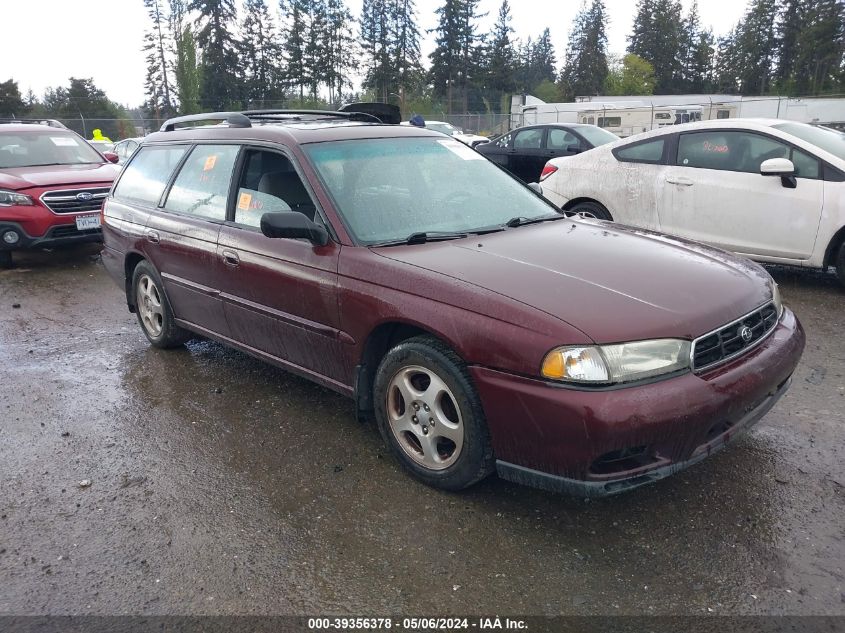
[[101, 110, 805, 496], [0, 121, 120, 267]]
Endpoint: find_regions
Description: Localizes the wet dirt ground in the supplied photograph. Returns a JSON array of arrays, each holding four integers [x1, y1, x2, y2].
[[0, 245, 842, 616]]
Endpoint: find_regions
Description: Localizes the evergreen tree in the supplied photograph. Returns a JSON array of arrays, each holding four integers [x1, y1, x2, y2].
[[394, 0, 424, 100], [282, 0, 309, 101], [0, 79, 26, 118], [628, 0, 685, 93], [189, 0, 240, 109], [735, 0, 779, 94], [559, 0, 608, 100], [324, 0, 360, 104], [303, 0, 329, 101], [360, 0, 393, 100], [774, 0, 806, 91], [142, 0, 174, 119], [238, 0, 283, 107], [680, 1, 714, 92], [429, 0, 484, 113], [792, 0, 845, 94], [484, 0, 517, 111]]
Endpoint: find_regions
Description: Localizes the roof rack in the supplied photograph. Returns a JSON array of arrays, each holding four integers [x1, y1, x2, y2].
[[0, 118, 68, 129], [159, 106, 390, 132]]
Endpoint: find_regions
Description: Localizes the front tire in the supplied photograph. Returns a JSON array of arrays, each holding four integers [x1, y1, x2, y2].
[[569, 200, 612, 221], [373, 335, 494, 490], [131, 260, 190, 348]]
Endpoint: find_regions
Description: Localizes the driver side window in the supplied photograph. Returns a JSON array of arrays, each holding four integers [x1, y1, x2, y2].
[[233, 150, 316, 228]]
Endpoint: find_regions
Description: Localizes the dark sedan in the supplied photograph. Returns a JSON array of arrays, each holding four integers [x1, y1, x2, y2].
[[102, 110, 803, 496], [476, 123, 618, 183]]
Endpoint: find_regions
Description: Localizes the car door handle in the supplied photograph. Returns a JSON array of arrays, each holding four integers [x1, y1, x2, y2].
[[221, 250, 240, 267], [145, 230, 160, 244], [666, 177, 694, 186]]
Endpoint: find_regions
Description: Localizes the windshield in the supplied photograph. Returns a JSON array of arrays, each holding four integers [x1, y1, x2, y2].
[[304, 137, 559, 244], [426, 122, 459, 135], [0, 130, 104, 168], [576, 126, 619, 147], [772, 122, 845, 161]]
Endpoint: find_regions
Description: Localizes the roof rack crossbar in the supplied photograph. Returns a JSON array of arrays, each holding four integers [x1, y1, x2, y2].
[[160, 112, 252, 132], [243, 109, 381, 123], [0, 118, 68, 129]]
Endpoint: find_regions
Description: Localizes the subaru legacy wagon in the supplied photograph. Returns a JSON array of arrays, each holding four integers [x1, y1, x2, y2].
[[102, 109, 805, 496]]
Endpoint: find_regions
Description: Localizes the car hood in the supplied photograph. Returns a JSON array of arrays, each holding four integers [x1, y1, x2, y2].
[[373, 220, 774, 344], [0, 163, 119, 191]]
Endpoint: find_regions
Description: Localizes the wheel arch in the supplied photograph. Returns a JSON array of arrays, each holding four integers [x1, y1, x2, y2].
[[123, 251, 146, 312], [354, 320, 458, 420], [561, 197, 613, 220], [822, 225, 845, 269]]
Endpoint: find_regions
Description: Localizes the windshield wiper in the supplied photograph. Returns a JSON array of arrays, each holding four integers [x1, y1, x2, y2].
[[373, 231, 470, 247], [504, 214, 568, 228]]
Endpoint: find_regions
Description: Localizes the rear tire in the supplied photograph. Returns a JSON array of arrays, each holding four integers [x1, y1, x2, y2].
[[131, 260, 190, 349], [836, 242, 845, 286], [0, 251, 11, 269], [569, 200, 612, 221]]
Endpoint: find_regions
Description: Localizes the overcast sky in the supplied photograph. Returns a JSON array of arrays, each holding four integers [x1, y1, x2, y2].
[[3, 0, 748, 107]]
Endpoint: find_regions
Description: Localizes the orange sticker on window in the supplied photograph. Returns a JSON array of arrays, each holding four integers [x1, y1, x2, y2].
[[203, 155, 217, 171], [238, 192, 252, 210]]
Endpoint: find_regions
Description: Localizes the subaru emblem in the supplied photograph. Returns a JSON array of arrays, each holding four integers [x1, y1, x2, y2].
[[76, 192, 93, 201], [740, 326, 753, 343]]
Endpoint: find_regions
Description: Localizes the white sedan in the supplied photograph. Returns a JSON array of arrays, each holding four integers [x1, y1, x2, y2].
[[539, 118, 845, 283]]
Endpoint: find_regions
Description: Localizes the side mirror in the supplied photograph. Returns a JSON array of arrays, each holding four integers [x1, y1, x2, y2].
[[527, 182, 543, 195], [103, 152, 119, 164], [260, 212, 329, 246], [760, 158, 796, 189]]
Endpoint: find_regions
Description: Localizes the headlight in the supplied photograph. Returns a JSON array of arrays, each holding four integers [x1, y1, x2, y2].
[[0, 190, 34, 206], [541, 339, 691, 384], [771, 281, 783, 318]]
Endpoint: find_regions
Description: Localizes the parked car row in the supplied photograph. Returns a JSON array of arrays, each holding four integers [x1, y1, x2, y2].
[[3, 109, 821, 497]]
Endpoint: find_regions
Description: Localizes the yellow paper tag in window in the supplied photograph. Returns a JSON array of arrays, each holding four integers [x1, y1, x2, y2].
[[203, 155, 217, 171], [238, 192, 252, 210]]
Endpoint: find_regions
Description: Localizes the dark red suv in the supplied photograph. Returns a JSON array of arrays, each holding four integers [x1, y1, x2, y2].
[[0, 121, 120, 267], [101, 109, 805, 496]]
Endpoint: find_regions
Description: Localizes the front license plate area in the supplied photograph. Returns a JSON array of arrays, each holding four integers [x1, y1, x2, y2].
[[75, 214, 101, 230]]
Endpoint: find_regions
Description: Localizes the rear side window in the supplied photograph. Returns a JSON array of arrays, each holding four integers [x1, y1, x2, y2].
[[547, 129, 579, 151], [113, 145, 187, 206], [514, 129, 542, 149], [615, 138, 665, 164], [165, 144, 239, 221]]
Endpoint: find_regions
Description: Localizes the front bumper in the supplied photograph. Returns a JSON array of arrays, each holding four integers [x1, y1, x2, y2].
[[470, 308, 805, 496], [0, 220, 102, 250]]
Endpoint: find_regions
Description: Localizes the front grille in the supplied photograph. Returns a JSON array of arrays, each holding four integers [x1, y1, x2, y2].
[[41, 188, 110, 214], [692, 302, 778, 372]]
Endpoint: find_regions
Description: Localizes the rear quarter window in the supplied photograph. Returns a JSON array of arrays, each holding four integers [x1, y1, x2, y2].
[[113, 145, 188, 206], [613, 138, 666, 164]]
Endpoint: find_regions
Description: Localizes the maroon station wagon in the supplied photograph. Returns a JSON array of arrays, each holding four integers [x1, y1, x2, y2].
[[102, 109, 805, 496]]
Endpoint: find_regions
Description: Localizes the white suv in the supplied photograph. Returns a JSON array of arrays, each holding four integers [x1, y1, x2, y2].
[[539, 119, 845, 284]]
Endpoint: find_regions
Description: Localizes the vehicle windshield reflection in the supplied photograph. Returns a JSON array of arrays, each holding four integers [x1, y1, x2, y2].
[[304, 137, 558, 245]]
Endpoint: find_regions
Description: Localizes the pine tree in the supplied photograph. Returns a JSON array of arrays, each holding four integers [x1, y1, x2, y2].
[[394, 0, 424, 100], [142, 0, 174, 119], [628, 0, 684, 93], [303, 0, 329, 101], [281, 0, 309, 101], [680, 2, 714, 92], [360, 0, 393, 100], [735, 0, 779, 94], [237, 0, 283, 108], [792, 0, 845, 94], [429, 0, 484, 113], [484, 0, 517, 111], [189, 0, 240, 109], [324, 0, 360, 104], [559, 0, 608, 100], [0, 79, 26, 117]]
